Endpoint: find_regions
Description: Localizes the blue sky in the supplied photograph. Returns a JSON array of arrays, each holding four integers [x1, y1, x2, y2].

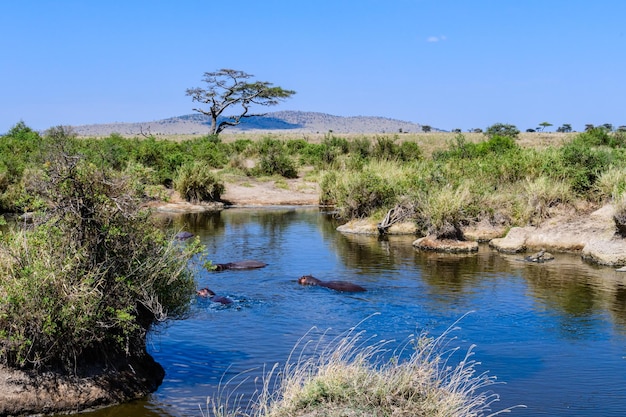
[[2, 1, 625, 133]]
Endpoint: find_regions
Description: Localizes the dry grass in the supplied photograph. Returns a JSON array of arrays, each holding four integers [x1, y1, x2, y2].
[[203, 315, 524, 417], [142, 131, 575, 157]]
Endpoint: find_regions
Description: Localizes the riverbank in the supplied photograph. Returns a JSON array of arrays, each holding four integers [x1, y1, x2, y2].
[[0, 353, 163, 416], [168, 176, 626, 268]]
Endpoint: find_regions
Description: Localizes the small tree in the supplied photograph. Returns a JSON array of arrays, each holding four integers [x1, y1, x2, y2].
[[538, 121, 553, 132], [485, 123, 520, 139], [186, 69, 295, 136], [557, 123, 572, 133], [422, 125, 432, 133]]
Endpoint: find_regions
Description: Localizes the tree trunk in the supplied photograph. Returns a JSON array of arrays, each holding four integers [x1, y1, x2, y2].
[[209, 115, 218, 135]]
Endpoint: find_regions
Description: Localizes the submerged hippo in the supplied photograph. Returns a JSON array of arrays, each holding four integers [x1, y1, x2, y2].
[[196, 287, 233, 305], [213, 260, 267, 271], [175, 231, 194, 240], [298, 275, 366, 293]]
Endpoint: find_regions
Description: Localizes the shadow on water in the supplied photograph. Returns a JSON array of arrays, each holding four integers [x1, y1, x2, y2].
[[70, 208, 626, 417]]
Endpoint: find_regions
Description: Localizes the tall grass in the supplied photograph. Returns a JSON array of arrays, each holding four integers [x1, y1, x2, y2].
[[204, 315, 523, 417]]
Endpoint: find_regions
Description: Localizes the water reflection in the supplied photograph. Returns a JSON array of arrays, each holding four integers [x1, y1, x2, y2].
[[68, 208, 626, 417]]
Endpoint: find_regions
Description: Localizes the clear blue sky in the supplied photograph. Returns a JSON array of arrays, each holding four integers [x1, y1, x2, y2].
[[2, 1, 625, 133]]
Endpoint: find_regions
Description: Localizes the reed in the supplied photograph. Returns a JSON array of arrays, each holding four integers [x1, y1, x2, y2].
[[204, 315, 524, 417]]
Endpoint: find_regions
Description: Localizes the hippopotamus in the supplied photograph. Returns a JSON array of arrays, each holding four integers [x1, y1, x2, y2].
[[213, 260, 267, 271], [196, 287, 233, 305], [298, 275, 366, 293], [175, 231, 194, 240]]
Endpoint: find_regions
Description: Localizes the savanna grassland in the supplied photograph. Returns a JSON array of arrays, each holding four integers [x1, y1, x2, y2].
[[2, 121, 626, 416]]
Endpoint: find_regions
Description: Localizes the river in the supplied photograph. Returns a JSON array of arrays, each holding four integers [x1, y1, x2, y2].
[[73, 207, 626, 417]]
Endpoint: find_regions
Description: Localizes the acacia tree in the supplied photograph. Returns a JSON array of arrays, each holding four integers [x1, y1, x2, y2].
[[538, 121, 553, 132], [186, 69, 296, 136]]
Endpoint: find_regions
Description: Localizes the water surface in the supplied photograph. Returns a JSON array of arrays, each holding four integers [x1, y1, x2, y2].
[[78, 207, 626, 416]]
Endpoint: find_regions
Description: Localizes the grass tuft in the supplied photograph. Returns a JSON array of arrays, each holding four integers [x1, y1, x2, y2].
[[204, 315, 524, 417]]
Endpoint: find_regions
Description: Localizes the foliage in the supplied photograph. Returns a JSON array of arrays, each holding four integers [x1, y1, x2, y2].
[[320, 167, 396, 219], [0, 143, 202, 373], [559, 136, 613, 192], [253, 138, 298, 178], [434, 133, 519, 161], [484, 123, 520, 139], [174, 161, 225, 202]]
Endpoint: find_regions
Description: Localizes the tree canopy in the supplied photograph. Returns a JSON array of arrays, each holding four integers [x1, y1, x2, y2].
[[186, 69, 296, 136]]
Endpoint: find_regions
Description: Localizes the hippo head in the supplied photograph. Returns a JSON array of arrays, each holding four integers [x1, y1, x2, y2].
[[298, 275, 321, 286], [197, 287, 216, 297]]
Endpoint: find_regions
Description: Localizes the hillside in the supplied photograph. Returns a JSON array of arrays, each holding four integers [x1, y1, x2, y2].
[[71, 111, 427, 136]]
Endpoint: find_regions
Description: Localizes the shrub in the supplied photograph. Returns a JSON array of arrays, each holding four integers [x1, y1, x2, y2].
[[321, 169, 395, 219], [174, 162, 225, 202], [419, 183, 472, 238], [0, 150, 202, 373], [253, 139, 298, 178], [485, 123, 520, 139], [596, 166, 626, 201], [399, 140, 422, 161], [560, 137, 612, 192], [131, 137, 189, 185], [522, 176, 573, 224], [348, 136, 371, 159], [371, 135, 400, 160]]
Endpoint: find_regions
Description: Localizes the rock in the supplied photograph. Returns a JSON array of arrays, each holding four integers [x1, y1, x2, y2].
[[156, 201, 224, 213], [0, 353, 164, 416], [412, 236, 479, 253], [489, 227, 531, 253], [463, 218, 508, 242], [337, 219, 417, 235], [581, 239, 626, 266]]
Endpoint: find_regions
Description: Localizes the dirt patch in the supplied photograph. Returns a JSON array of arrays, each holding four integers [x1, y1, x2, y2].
[[153, 176, 320, 213], [220, 177, 320, 206]]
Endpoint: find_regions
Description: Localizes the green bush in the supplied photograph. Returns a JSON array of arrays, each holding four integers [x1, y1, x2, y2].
[[321, 169, 395, 219], [174, 162, 225, 202], [560, 137, 612, 192], [485, 122, 520, 139], [371, 136, 400, 160], [399, 140, 422, 161], [130, 137, 189, 185], [0, 151, 201, 373], [253, 138, 299, 178]]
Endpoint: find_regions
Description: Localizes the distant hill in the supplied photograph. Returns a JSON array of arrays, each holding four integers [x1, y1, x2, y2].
[[71, 111, 429, 136]]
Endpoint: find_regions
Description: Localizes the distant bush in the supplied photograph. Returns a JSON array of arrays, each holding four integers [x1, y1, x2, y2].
[[399, 140, 422, 161], [485, 123, 520, 139], [253, 138, 298, 178], [434, 134, 519, 161], [371, 136, 400, 160]]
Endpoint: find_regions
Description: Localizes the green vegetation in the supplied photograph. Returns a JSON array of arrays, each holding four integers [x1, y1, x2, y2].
[[174, 161, 225, 202], [0, 127, 203, 373], [3, 122, 626, 238], [2, 121, 626, 381], [206, 317, 523, 417]]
